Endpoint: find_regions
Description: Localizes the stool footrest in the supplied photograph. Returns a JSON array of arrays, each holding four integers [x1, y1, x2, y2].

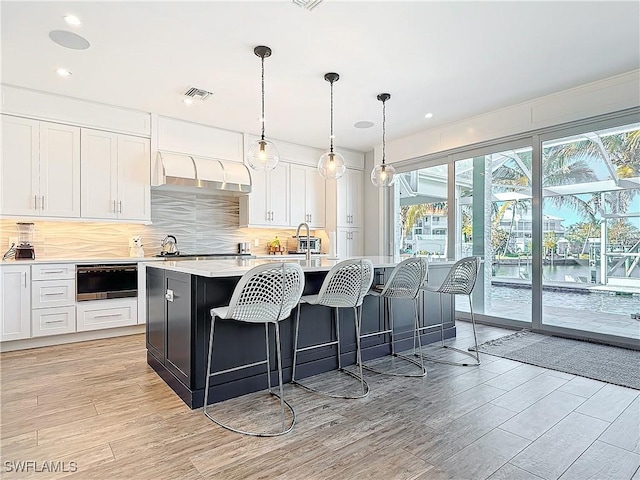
[[295, 340, 339, 353], [209, 359, 268, 377], [359, 328, 392, 339]]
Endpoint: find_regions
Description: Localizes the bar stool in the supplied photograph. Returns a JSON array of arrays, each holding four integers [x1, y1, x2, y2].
[[203, 262, 305, 437], [359, 257, 428, 377], [419, 256, 481, 366], [292, 258, 374, 398]]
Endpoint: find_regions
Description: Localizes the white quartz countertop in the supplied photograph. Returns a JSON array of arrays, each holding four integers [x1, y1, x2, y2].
[[0, 256, 166, 266], [144, 256, 401, 277]]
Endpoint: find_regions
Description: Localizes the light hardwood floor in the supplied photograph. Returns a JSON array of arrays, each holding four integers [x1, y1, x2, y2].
[[1, 322, 639, 480]]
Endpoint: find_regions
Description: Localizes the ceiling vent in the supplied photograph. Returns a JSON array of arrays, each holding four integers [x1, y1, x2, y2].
[[292, 0, 323, 11], [183, 86, 213, 101]]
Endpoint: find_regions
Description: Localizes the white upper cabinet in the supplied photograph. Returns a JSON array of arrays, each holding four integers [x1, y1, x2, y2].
[[239, 162, 290, 227], [1, 116, 80, 218], [81, 129, 118, 219], [290, 164, 326, 228], [336, 168, 363, 228], [81, 128, 150, 221], [117, 135, 151, 221]]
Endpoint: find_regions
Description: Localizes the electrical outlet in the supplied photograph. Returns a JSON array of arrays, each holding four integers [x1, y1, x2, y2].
[[254, 238, 259, 247]]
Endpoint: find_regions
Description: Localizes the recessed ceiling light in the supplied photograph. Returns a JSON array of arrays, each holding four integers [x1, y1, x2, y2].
[[56, 68, 72, 77], [354, 121, 374, 129], [63, 15, 83, 27], [183, 98, 193, 105], [424, 113, 434, 119]]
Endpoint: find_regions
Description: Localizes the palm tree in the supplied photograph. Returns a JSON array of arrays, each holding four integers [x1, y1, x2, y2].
[[400, 202, 447, 253]]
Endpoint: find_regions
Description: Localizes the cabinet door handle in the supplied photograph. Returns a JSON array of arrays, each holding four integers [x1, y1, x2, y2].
[[43, 292, 65, 296], [94, 313, 122, 319], [119, 201, 123, 213], [22, 272, 27, 288], [44, 319, 65, 324], [34, 195, 38, 210], [43, 270, 65, 274], [113, 200, 117, 213], [41, 196, 45, 210]]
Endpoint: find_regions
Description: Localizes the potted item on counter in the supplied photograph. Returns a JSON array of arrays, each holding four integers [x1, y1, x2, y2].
[[268, 236, 285, 254]]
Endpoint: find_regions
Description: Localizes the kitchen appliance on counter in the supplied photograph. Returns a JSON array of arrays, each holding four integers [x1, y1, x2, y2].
[[76, 263, 137, 301], [237, 242, 251, 255], [287, 236, 321, 255], [160, 235, 179, 256], [15, 222, 36, 260]]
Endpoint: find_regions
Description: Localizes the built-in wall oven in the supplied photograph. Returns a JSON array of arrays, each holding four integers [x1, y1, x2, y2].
[[76, 263, 138, 301]]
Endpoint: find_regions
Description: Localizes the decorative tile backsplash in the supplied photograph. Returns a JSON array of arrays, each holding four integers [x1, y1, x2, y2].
[[0, 191, 325, 259]]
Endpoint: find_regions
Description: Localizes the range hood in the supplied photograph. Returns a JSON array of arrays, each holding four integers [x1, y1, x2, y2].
[[153, 151, 252, 196]]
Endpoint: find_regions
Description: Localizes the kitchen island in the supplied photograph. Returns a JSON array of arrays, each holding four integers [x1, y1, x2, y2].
[[144, 256, 457, 408]]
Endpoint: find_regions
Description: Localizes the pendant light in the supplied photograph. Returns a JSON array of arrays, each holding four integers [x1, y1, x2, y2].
[[371, 93, 396, 187], [317, 72, 346, 180], [247, 46, 279, 171]]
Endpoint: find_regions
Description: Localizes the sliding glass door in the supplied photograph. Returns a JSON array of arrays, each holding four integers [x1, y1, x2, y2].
[[453, 144, 533, 325], [541, 122, 640, 342], [391, 113, 639, 348]]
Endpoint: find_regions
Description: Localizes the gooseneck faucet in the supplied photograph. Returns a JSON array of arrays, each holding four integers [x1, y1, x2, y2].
[[296, 222, 311, 261]]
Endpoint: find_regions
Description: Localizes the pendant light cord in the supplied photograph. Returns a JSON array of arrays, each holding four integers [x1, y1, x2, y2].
[[261, 54, 266, 141], [382, 98, 386, 166], [329, 79, 334, 153]]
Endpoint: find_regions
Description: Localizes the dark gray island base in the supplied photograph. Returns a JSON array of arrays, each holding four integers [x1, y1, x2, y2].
[[145, 259, 456, 409]]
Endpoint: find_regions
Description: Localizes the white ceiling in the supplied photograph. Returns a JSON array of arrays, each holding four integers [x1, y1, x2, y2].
[[1, 1, 639, 153]]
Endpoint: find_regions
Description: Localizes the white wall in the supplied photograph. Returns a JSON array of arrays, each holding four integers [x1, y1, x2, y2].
[[384, 70, 640, 164]]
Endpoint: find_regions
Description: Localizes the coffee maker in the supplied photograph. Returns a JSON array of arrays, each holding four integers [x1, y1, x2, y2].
[[15, 222, 36, 260]]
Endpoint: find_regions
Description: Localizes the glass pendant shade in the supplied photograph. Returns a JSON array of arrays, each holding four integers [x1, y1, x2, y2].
[[247, 138, 279, 171], [371, 163, 396, 187], [371, 92, 394, 187], [317, 151, 346, 180]]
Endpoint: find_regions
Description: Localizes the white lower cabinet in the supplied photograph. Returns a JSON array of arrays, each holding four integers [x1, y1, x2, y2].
[[30, 264, 76, 338], [31, 279, 75, 309], [337, 228, 363, 258], [1, 266, 31, 341], [76, 298, 138, 332], [32, 306, 76, 337]]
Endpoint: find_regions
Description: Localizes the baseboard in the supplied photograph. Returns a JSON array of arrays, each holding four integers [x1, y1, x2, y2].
[[0, 324, 145, 352]]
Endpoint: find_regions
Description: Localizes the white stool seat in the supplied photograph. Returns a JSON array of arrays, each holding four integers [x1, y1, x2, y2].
[[292, 258, 374, 399], [299, 294, 319, 304], [360, 257, 428, 378], [203, 262, 305, 437]]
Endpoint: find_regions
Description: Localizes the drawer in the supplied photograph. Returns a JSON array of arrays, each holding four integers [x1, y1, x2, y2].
[[32, 279, 75, 308], [31, 306, 76, 337], [32, 264, 75, 280], [76, 299, 138, 332]]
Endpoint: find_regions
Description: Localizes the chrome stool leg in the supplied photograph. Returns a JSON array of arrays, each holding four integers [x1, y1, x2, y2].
[[361, 296, 426, 378], [203, 318, 296, 437], [421, 292, 480, 367], [292, 304, 369, 399]]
